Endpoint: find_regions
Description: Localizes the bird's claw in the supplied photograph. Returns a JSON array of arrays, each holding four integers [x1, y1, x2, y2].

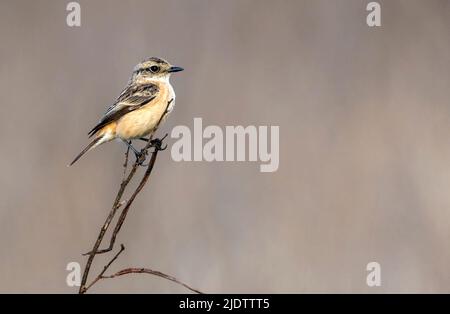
[[150, 133, 168, 151], [135, 150, 148, 166], [131, 134, 167, 166]]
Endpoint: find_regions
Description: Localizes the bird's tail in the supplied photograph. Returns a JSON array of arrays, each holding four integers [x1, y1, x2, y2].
[[68, 137, 102, 166]]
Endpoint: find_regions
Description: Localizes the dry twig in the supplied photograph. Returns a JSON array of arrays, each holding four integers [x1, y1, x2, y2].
[[78, 134, 201, 294], [101, 267, 203, 294]]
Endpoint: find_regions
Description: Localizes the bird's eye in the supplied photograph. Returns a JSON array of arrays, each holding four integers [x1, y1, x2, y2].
[[149, 65, 160, 73]]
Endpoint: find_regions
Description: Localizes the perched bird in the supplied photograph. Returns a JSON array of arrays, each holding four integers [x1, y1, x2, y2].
[[69, 57, 183, 166]]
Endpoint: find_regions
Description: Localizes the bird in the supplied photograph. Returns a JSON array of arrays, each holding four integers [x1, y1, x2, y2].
[[69, 57, 183, 166]]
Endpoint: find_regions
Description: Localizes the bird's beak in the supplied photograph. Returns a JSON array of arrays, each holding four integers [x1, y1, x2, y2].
[[168, 66, 184, 73]]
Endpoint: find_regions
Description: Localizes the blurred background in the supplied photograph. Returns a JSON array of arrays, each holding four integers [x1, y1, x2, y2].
[[0, 0, 449, 293]]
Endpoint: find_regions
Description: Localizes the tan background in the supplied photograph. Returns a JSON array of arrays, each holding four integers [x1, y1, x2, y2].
[[0, 0, 449, 293]]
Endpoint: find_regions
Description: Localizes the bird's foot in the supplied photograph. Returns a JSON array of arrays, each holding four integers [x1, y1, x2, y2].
[[134, 150, 148, 166], [149, 133, 168, 151]]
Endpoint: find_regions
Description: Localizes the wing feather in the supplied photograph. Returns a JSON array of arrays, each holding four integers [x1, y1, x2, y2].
[[88, 83, 159, 137]]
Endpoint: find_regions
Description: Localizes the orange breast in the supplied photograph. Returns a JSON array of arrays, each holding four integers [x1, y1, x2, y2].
[[115, 81, 170, 140]]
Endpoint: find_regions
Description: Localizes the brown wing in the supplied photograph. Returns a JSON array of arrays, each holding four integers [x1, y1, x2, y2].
[[88, 83, 159, 137]]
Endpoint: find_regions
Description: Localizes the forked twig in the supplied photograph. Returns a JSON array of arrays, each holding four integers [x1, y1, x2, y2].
[[81, 244, 126, 293], [78, 133, 201, 294]]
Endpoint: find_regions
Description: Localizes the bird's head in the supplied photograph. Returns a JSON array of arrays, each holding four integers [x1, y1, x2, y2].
[[132, 57, 183, 83]]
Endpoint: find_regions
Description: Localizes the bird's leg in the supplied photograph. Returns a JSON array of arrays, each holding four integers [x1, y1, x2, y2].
[[121, 140, 147, 165], [139, 134, 168, 150], [122, 140, 139, 156], [138, 137, 150, 142]]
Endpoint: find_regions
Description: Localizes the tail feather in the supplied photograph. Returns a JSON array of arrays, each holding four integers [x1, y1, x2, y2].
[[68, 137, 102, 166]]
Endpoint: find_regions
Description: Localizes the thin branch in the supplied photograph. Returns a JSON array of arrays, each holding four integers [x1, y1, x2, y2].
[[82, 243, 202, 294], [85, 142, 160, 255], [122, 144, 130, 179], [81, 244, 126, 293], [78, 138, 154, 293], [101, 267, 203, 294]]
